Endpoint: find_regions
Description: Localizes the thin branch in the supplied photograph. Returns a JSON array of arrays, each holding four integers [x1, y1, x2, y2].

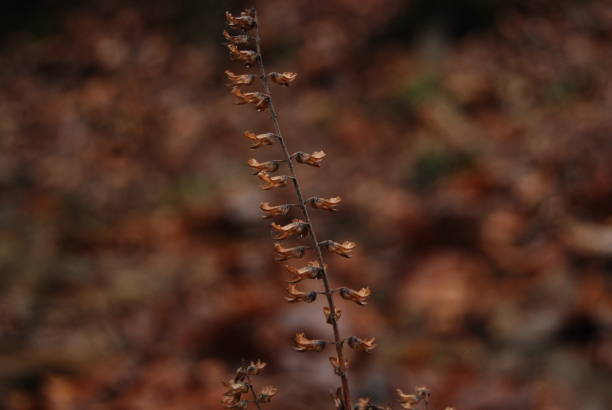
[[253, 9, 352, 410], [246, 375, 263, 410]]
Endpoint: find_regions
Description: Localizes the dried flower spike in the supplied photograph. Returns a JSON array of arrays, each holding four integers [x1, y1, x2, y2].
[[323, 306, 342, 324], [225, 70, 256, 86], [294, 150, 326, 167], [285, 284, 317, 303], [294, 332, 327, 352], [223, 30, 249, 45], [308, 196, 342, 211], [225, 10, 255, 30], [258, 386, 278, 403], [286, 261, 324, 283], [339, 287, 371, 306], [271, 219, 309, 240], [227, 43, 258, 67], [269, 71, 298, 86], [244, 131, 275, 149], [247, 158, 281, 174], [273, 243, 307, 261], [259, 202, 292, 219], [320, 240, 356, 258], [347, 336, 377, 353], [257, 171, 291, 190]]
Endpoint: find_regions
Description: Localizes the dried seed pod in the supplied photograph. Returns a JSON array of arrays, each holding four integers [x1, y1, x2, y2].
[[257, 171, 290, 190], [273, 243, 307, 261], [329, 356, 349, 376], [258, 386, 278, 403], [347, 336, 376, 353], [227, 44, 258, 66], [231, 88, 269, 110], [259, 202, 292, 219], [308, 196, 341, 211], [323, 306, 342, 324], [246, 359, 267, 375], [244, 131, 275, 149], [285, 284, 317, 303], [294, 150, 326, 167], [339, 287, 371, 306], [225, 10, 256, 30], [396, 387, 430, 410], [223, 30, 249, 45], [319, 240, 356, 258], [247, 158, 281, 174], [294, 332, 327, 352], [286, 261, 324, 283], [269, 71, 297, 86], [221, 394, 244, 409], [223, 379, 249, 395], [225, 70, 256, 86], [271, 219, 309, 240]]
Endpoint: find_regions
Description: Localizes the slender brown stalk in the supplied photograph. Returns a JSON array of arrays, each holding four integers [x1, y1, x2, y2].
[[246, 376, 263, 410], [252, 10, 352, 409]]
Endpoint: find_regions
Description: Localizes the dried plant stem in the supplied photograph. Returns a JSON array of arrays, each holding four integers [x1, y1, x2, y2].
[[253, 10, 352, 409], [246, 376, 263, 410]]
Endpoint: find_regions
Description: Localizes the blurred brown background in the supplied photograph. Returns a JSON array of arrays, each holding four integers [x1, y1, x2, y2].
[[1, 0, 611, 409]]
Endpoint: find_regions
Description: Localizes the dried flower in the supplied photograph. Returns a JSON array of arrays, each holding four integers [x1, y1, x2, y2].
[[258, 386, 278, 403], [225, 10, 256, 30], [354, 398, 391, 410], [223, 379, 249, 395], [231, 87, 269, 110], [396, 387, 430, 410], [294, 150, 326, 167], [227, 43, 258, 66], [339, 287, 371, 306], [320, 240, 356, 258], [259, 202, 292, 219], [286, 261, 324, 283], [285, 284, 317, 303], [271, 219, 309, 240], [347, 336, 376, 353], [225, 70, 256, 86], [294, 332, 327, 352], [329, 356, 348, 376], [247, 158, 281, 174], [273, 243, 307, 261], [269, 71, 298, 86], [323, 306, 342, 324], [221, 395, 247, 409], [257, 171, 291, 190], [246, 359, 267, 375], [244, 131, 275, 149], [223, 30, 249, 45], [308, 196, 341, 211]]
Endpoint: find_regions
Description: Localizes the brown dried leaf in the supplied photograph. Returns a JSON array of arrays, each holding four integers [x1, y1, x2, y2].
[[339, 287, 371, 306], [329, 356, 349, 375], [269, 71, 298, 86], [294, 150, 326, 167], [258, 386, 278, 403], [247, 158, 280, 174], [286, 261, 323, 283], [222, 30, 249, 45], [246, 359, 266, 375], [225, 10, 255, 30], [294, 332, 327, 352], [259, 202, 292, 219], [225, 70, 256, 86], [285, 284, 317, 303], [309, 196, 341, 211], [347, 336, 376, 353], [271, 218, 308, 240], [244, 131, 275, 149], [223, 379, 249, 395], [257, 171, 290, 190], [226, 44, 258, 66], [320, 240, 356, 258], [273, 243, 307, 261]]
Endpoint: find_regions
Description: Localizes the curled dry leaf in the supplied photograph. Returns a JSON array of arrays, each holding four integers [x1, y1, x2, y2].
[[339, 287, 371, 306], [309, 196, 341, 211], [244, 131, 275, 149], [223, 30, 249, 45], [285, 284, 317, 303], [329, 356, 349, 376], [320, 240, 356, 258], [246, 359, 267, 375], [294, 332, 327, 352], [227, 44, 258, 67], [225, 70, 256, 86], [269, 71, 298, 86], [294, 150, 326, 167], [259, 202, 292, 219], [347, 336, 377, 353], [286, 261, 324, 283], [323, 306, 342, 324], [231, 88, 269, 111], [258, 385, 278, 403], [273, 243, 307, 261], [225, 10, 255, 30], [271, 218, 309, 240], [257, 171, 290, 190], [247, 158, 280, 174]]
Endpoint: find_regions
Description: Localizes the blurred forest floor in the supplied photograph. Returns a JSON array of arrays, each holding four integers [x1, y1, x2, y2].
[[0, 0, 611, 409]]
